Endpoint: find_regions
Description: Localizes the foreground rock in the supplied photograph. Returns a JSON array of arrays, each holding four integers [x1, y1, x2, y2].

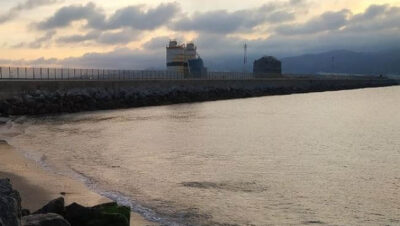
[[0, 179, 22, 226], [1, 179, 131, 226], [33, 197, 65, 216], [65, 202, 130, 226], [22, 214, 70, 226]]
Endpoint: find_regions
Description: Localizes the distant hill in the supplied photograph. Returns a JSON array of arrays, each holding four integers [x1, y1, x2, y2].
[[281, 49, 400, 75]]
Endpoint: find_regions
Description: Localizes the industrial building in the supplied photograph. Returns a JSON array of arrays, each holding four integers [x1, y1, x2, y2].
[[166, 40, 207, 77], [253, 56, 282, 77]]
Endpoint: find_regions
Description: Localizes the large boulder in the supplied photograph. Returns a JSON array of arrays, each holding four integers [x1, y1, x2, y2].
[[65, 202, 130, 226], [92, 202, 130, 223], [0, 178, 22, 226], [33, 197, 65, 216], [22, 213, 70, 226]]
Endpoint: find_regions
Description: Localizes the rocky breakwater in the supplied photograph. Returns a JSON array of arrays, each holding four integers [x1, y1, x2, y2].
[[0, 78, 398, 116], [0, 86, 274, 116], [0, 178, 131, 226]]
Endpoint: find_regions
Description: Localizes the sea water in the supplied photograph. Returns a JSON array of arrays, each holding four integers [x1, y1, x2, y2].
[[1, 86, 399, 225]]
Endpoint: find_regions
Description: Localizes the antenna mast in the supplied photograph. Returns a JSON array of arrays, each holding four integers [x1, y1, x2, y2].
[[243, 43, 248, 72]]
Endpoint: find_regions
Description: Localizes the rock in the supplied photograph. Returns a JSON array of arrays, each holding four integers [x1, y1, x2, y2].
[[22, 213, 70, 226], [22, 209, 31, 217], [0, 117, 9, 124], [33, 197, 65, 216], [65, 202, 129, 226], [92, 202, 130, 223], [64, 203, 91, 225], [0, 178, 22, 226]]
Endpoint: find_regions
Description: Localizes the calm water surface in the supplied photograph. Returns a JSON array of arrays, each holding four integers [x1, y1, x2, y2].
[[2, 86, 400, 225]]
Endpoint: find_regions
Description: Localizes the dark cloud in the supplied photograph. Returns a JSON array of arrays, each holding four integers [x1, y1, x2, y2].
[[345, 5, 400, 32], [0, 0, 61, 24], [57, 31, 101, 43], [107, 3, 179, 30], [57, 29, 138, 45], [172, 1, 299, 34], [276, 9, 351, 35], [275, 4, 400, 35], [36, 2, 106, 30], [37, 2, 179, 31]]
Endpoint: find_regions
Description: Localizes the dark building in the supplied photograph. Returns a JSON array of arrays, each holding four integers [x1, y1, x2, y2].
[[188, 58, 207, 78], [253, 56, 282, 76]]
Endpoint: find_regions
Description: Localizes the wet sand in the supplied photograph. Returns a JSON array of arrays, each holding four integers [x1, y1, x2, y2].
[[0, 141, 157, 226]]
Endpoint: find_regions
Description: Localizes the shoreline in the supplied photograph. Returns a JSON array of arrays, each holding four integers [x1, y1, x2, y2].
[[0, 140, 158, 226]]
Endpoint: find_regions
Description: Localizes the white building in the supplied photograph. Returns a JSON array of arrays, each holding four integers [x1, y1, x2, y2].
[[166, 40, 197, 75]]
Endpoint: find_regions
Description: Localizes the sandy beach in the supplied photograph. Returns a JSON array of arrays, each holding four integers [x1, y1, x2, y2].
[[0, 140, 157, 226]]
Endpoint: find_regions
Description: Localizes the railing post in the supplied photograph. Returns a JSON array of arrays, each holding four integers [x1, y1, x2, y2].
[[48, 68, 50, 80], [73, 68, 75, 79], [61, 68, 63, 80], [40, 68, 42, 80], [0, 67, 2, 79], [9, 67, 11, 79], [32, 67, 35, 80], [17, 67, 19, 79]]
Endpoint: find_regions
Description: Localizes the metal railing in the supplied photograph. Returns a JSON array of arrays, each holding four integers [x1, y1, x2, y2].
[[0, 66, 266, 81], [0, 66, 381, 81]]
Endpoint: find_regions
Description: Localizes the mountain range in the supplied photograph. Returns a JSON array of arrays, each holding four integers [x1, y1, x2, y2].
[[281, 49, 400, 75]]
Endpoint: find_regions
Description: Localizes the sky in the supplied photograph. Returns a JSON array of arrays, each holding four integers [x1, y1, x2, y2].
[[0, 0, 399, 70]]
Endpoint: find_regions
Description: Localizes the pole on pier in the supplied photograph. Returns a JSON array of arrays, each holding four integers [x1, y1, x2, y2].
[[25, 68, 27, 79], [40, 68, 42, 80], [47, 68, 50, 80], [0, 67, 2, 79], [9, 67, 11, 79]]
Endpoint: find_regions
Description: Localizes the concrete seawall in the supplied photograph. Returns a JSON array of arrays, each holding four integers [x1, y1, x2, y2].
[[0, 78, 398, 116]]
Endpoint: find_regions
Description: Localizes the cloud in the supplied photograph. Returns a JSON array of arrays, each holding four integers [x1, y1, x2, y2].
[[36, 2, 106, 30], [61, 48, 165, 70], [0, 0, 61, 24], [345, 4, 400, 32], [12, 31, 56, 48], [275, 4, 400, 36], [97, 29, 139, 45], [57, 29, 138, 45], [37, 2, 179, 31], [276, 9, 351, 35], [172, 1, 299, 34], [107, 3, 179, 30], [57, 31, 101, 43]]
